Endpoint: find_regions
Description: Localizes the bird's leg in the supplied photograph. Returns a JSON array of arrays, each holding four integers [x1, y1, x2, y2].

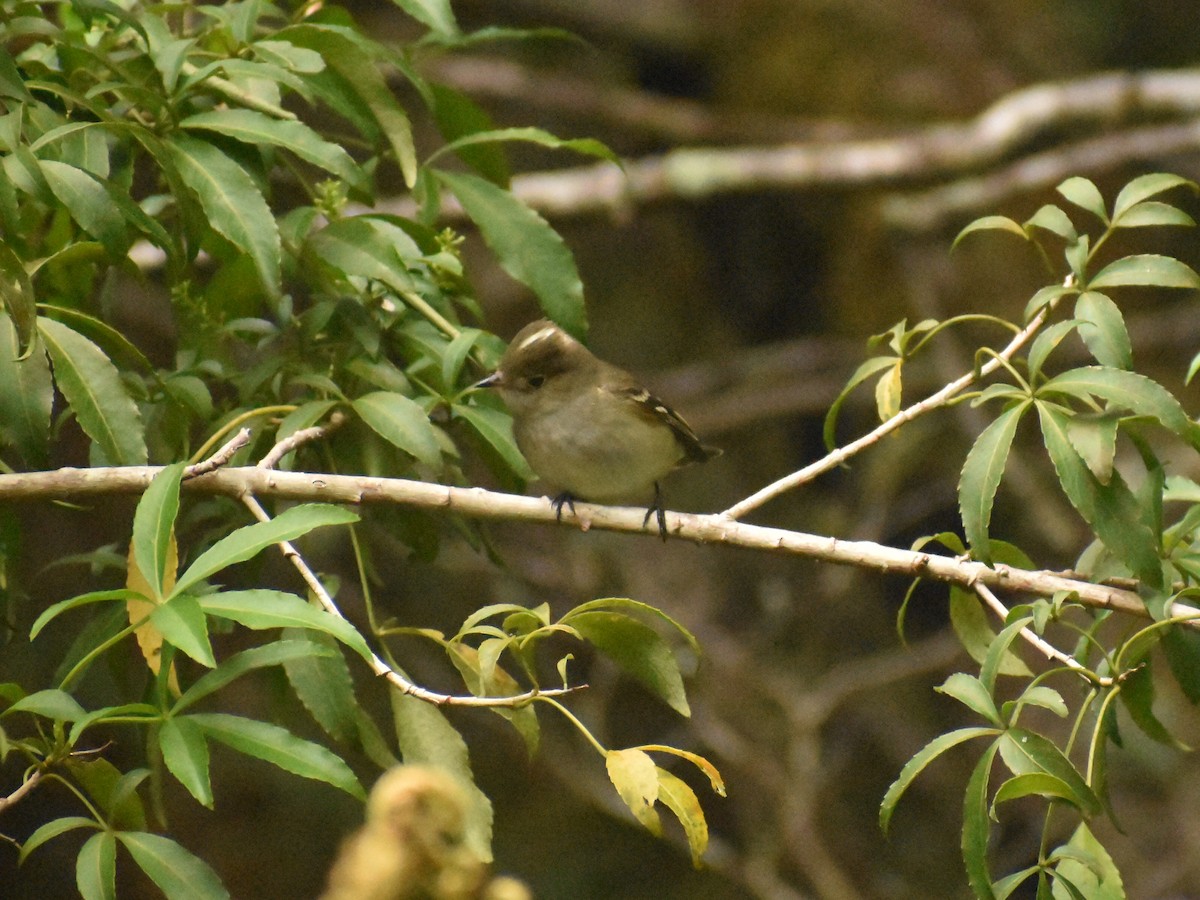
[[551, 492, 578, 523], [642, 482, 668, 542]]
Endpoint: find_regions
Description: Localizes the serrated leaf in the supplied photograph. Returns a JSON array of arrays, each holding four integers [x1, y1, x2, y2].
[[29, 589, 132, 641], [823, 355, 899, 449], [390, 683, 493, 862], [39, 159, 128, 250], [879, 726, 997, 833], [18, 817, 97, 864], [118, 833, 229, 900], [0, 310, 50, 462], [188, 712, 363, 799], [1119, 662, 1187, 748], [959, 402, 1027, 561], [1065, 413, 1118, 485], [1056, 177, 1107, 222], [1050, 823, 1125, 900], [1042, 366, 1193, 442], [980, 617, 1034, 695], [279, 629, 357, 743], [436, 169, 586, 339], [166, 134, 280, 297], [179, 109, 364, 187], [566, 610, 690, 716], [3, 689, 85, 721], [76, 832, 116, 900], [197, 590, 371, 662], [1074, 292, 1131, 370], [937, 673, 1002, 725], [352, 391, 442, 469], [1113, 173, 1197, 218], [953, 215, 1028, 248], [173, 504, 358, 597], [304, 215, 418, 293], [150, 594, 215, 668], [1088, 254, 1200, 291], [63, 758, 147, 830], [158, 716, 212, 807], [452, 402, 535, 479], [962, 741, 999, 900], [131, 464, 184, 602], [436, 126, 618, 169], [992, 772, 1080, 810], [997, 728, 1102, 816], [174, 640, 334, 715], [949, 588, 1033, 677], [606, 748, 660, 834], [38, 317, 147, 465], [1161, 625, 1200, 705]]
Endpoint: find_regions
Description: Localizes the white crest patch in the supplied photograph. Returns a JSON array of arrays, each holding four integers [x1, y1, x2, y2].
[[516, 323, 563, 352]]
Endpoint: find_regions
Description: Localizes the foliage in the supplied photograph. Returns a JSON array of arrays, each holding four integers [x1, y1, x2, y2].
[[0, 2, 713, 896], [865, 174, 1200, 897]]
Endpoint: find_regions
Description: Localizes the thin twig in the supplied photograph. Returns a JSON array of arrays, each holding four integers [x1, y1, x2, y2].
[[974, 581, 1112, 685], [184, 428, 252, 479], [237, 492, 583, 708], [257, 412, 347, 470], [0, 769, 42, 814], [720, 288, 1064, 520]]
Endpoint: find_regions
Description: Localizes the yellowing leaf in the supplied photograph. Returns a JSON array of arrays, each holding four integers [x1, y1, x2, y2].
[[126, 538, 180, 694], [606, 748, 661, 835]]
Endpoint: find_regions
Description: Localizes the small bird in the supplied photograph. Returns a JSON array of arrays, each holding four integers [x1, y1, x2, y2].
[[476, 319, 719, 539]]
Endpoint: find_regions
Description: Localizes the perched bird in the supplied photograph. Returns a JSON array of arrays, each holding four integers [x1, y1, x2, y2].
[[476, 319, 719, 539]]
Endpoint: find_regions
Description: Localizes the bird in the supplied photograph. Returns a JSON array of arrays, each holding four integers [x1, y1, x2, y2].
[[475, 319, 719, 539]]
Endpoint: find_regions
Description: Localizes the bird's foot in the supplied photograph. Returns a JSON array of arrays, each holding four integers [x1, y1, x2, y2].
[[551, 492, 578, 523], [642, 482, 668, 542]]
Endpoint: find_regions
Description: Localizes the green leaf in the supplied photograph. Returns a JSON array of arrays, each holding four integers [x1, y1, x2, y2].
[[62, 758, 147, 830], [1050, 823, 1125, 900], [436, 169, 586, 339], [452, 402, 535, 480], [304, 215, 417, 293], [388, 0, 458, 34], [1118, 662, 1187, 748], [936, 673, 1001, 725], [566, 610, 690, 716], [0, 311, 51, 462], [38, 317, 147, 465], [150, 595, 215, 668], [428, 83, 509, 185], [435, 126, 618, 169], [117, 832, 229, 900], [1041, 366, 1192, 440], [29, 589, 132, 642], [1088, 254, 1200, 291], [3, 689, 86, 721], [179, 109, 364, 187], [38, 160, 128, 251], [992, 772, 1082, 809], [352, 391, 442, 469], [1161, 625, 1200, 705], [1014, 685, 1069, 719], [1074, 293, 1131, 370], [1112, 173, 1197, 218], [173, 504, 359, 597], [1064, 413, 1119, 485], [980, 617, 1034, 696], [68, 703, 159, 747], [959, 402, 1027, 561], [390, 683, 494, 862], [1037, 402, 1162, 586], [564, 597, 700, 653], [76, 832, 116, 900], [165, 134, 281, 298], [158, 716, 212, 807], [174, 640, 333, 715], [131, 463, 185, 602], [1112, 200, 1195, 229], [952, 215, 1028, 248], [824, 355, 902, 450], [1056, 177, 1108, 222], [1024, 204, 1077, 242], [197, 590, 372, 662], [962, 741, 999, 900], [19, 817, 97, 864], [997, 728, 1102, 816], [279, 629, 358, 744], [879, 726, 998, 833], [188, 712, 363, 799], [949, 588, 1032, 677]]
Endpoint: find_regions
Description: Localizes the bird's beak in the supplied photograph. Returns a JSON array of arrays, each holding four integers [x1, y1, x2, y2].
[[474, 371, 503, 389]]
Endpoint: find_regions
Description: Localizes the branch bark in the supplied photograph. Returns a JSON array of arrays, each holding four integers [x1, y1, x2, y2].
[[0, 465, 1164, 622]]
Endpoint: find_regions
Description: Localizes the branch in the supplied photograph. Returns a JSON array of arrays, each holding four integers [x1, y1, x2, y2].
[[0, 769, 42, 814], [0, 465, 1174, 623], [720, 290, 1060, 520]]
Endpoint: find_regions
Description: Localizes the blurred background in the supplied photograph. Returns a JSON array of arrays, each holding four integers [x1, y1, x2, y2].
[[9, 1, 1200, 898]]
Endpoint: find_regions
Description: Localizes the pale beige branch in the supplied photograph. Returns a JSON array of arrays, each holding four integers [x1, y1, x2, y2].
[[0, 769, 42, 814], [721, 289, 1061, 521], [0, 465, 1174, 624], [256, 412, 347, 470]]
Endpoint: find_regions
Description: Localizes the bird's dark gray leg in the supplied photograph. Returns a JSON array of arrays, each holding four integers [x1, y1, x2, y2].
[[551, 492, 578, 523], [642, 482, 668, 541]]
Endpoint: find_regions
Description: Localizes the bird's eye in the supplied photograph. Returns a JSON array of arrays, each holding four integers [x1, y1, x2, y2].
[[527, 374, 546, 389]]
